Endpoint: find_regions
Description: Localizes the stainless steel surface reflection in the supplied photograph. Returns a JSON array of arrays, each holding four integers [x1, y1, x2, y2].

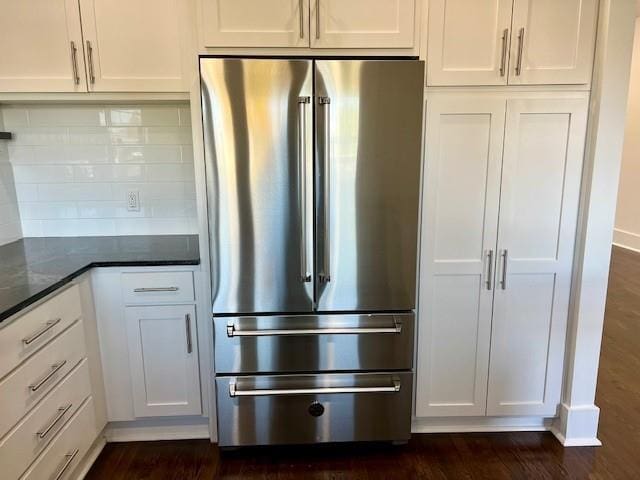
[[215, 313, 415, 374], [216, 372, 412, 446]]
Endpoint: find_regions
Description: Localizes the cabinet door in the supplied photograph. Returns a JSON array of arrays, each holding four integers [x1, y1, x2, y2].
[[79, 0, 190, 92], [426, 0, 513, 86], [311, 0, 416, 48], [0, 0, 85, 92], [126, 305, 201, 417], [487, 97, 588, 416], [200, 0, 309, 48], [509, 0, 598, 85], [415, 94, 505, 417]]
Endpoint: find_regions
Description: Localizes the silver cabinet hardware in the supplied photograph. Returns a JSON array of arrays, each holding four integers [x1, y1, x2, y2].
[[185, 314, 193, 354], [70, 41, 80, 85], [229, 379, 401, 397], [37, 404, 72, 439], [500, 249, 508, 290], [133, 287, 179, 293], [315, 0, 320, 39], [227, 318, 402, 337], [298, 97, 312, 283], [29, 360, 67, 392], [299, 0, 304, 38], [86, 40, 95, 84], [319, 96, 331, 283], [53, 448, 79, 480], [500, 29, 509, 77], [485, 250, 494, 290], [22, 318, 61, 345], [515, 28, 525, 76]]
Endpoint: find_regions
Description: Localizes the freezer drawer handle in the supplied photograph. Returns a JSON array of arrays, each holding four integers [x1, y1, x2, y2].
[[226, 318, 402, 337], [229, 379, 401, 397]]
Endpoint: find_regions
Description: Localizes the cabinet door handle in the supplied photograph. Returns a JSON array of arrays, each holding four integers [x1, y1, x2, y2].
[[185, 314, 193, 354], [515, 28, 525, 76], [53, 449, 80, 480], [485, 250, 494, 290], [315, 0, 320, 39], [37, 404, 72, 439], [22, 318, 61, 345], [299, 0, 304, 38], [29, 360, 67, 392], [86, 40, 95, 84], [500, 249, 508, 290], [500, 29, 509, 77], [70, 41, 80, 85]]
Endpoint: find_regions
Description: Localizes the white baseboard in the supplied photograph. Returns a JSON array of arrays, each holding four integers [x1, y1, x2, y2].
[[550, 404, 601, 447], [613, 228, 640, 252], [412, 416, 552, 434], [105, 417, 210, 442], [75, 435, 107, 480]]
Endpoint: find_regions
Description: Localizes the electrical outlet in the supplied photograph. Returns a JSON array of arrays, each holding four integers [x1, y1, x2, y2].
[[127, 190, 140, 212]]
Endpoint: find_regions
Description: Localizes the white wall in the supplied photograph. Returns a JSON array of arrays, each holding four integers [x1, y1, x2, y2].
[[614, 17, 640, 251], [1, 103, 197, 237], [0, 114, 22, 245]]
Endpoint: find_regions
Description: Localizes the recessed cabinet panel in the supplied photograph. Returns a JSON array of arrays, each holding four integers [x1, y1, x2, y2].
[[416, 95, 505, 417], [0, 0, 85, 92], [201, 0, 309, 47], [79, 0, 189, 91], [509, 0, 598, 84], [311, 0, 416, 48], [427, 0, 513, 85]]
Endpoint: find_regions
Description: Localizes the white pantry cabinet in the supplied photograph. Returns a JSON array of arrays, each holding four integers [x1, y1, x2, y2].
[[426, 0, 598, 86], [0, 0, 85, 92], [126, 305, 201, 417], [78, 0, 191, 92], [416, 92, 588, 418], [310, 0, 416, 49]]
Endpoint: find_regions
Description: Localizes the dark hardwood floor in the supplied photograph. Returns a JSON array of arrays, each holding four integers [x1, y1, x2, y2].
[[86, 246, 640, 479]]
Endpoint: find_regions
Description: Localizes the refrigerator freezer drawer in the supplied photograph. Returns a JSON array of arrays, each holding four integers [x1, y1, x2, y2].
[[215, 313, 415, 374], [216, 372, 412, 446]]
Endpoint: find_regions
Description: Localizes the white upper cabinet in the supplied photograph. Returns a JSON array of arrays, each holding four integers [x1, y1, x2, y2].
[[509, 0, 598, 85], [0, 0, 85, 92], [310, 0, 416, 48], [427, 0, 598, 86], [487, 97, 588, 416], [200, 0, 310, 48], [78, 0, 191, 92], [427, 0, 513, 86], [416, 94, 505, 417]]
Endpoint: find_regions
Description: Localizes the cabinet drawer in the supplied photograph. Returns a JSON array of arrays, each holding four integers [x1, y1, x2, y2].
[[20, 396, 97, 480], [0, 286, 82, 379], [0, 360, 91, 480], [0, 321, 86, 438], [215, 313, 415, 374], [216, 372, 412, 447], [121, 271, 194, 304]]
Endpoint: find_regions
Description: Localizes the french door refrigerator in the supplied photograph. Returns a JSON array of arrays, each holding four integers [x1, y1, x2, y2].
[[201, 58, 424, 446]]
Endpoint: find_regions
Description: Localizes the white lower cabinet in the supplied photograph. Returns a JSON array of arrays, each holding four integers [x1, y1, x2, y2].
[[416, 92, 588, 419], [126, 305, 201, 417]]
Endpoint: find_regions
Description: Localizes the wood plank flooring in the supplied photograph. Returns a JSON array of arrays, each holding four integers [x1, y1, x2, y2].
[[86, 246, 640, 479]]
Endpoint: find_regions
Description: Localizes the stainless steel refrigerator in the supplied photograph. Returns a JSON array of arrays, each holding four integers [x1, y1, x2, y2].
[[201, 58, 424, 447]]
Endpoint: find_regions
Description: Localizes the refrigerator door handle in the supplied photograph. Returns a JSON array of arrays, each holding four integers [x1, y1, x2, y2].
[[298, 96, 312, 283], [319, 96, 331, 283]]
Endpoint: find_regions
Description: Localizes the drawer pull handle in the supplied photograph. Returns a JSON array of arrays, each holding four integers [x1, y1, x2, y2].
[[227, 319, 402, 337], [30, 360, 67, 392], [37, 403, 72, 439], [53, 448, 80, 480], [23, 318, 61, 345], [133, 287, 179, 293], [229, 379, 401, 397]]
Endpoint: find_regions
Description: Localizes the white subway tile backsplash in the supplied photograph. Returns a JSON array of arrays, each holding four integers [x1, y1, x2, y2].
[[2, 102, 197, 237]]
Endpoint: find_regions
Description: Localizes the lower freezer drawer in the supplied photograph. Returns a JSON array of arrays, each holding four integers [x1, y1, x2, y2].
[[216, 372, 412, 447]]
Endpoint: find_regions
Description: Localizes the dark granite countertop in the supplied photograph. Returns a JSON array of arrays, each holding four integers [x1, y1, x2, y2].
[[0, 235, 200, 324]]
